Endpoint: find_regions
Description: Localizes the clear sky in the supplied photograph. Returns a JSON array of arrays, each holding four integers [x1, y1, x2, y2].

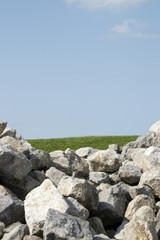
[[0, 0, 160, 139]]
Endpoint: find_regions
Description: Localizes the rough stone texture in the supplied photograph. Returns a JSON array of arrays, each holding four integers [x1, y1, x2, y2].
[[89, 172, 110, 185], [0, 127, 16, 138], [125, 194, 155, 220], [109, 171, 121, 185], [58, 175, 99, 212], [43, 209, 93, 240], [129, 185, 155, 201], [87, 149, 120, 173], [0, 121, 7, 135], [29, 149, 50, 170], [23, 236, 42, 240], [2, 222, 29, 240], [24, 179, 70, 235], [108, 144, 120, 153], [50, 150, 71, 174], [93, 234, 112, 240], [139, 169, 160, 198], [0, 195, 24, 226], [29, 170, 46, 183], [88, 217, 106, 235], [96, 183, 111, 193], [65, 197, 89, 220], [76, 147, 98, 158], [97, 183, 130, 227], [114, 219, 129, 240], [0, 221, 5, 238], [45, 166, 66, 187], [124, 206, 158, 240], [118, 164, 142, 185]]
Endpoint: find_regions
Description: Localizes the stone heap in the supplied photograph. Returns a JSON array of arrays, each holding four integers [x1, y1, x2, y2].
[[1, 120, 160, 239]]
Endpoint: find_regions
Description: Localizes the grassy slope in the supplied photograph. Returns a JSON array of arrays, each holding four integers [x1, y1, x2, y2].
[[27, 135, 138, 153]]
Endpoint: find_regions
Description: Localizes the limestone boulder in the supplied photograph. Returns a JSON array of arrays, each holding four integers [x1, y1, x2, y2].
[[149, 120, 160, 134], [43, 209, 93, 240], [124, 206, 158, 240], [114, 219, 129, 240], [125, 194, 155, 220], [118, 164, 142, 185], [89, 172, 110, 185], [0, 195, 24, 226], [2, 222, 29, 240], [29, 170, 46, 183], [0, 127, 16, 138], [0, 222, 5, 238], [88, 217, 106, 235], [29, 149, 50, 170], [97, 183, 130, 227], [129, 185, 155, 201], [0, 121, 7, 135], [46, 166, 66, 187], [58, 176, 99, 212], [139, 169, 160, 198], [87, 149, 121, 173], [93, 234, 112, 240], [76, 147, 98, 158], [65, 197, 89, 220], [24, 179, 70, 235], [23, 236, 42, 240]]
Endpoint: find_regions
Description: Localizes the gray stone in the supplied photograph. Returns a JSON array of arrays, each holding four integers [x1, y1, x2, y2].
[[87, 150, 121, 173], [96, 183, 111, 193], [24, 179, 70, 235], [65, 197, 89, 220], [29, 149, 50, 170], [118, 164, 142, 185], [0, 221, 5, 238], [149, 120, 160, 134], [89, 172, 110, 185], [93, 234, 112, 240], [0, 195, 24, 226], [76, 147, 98, 158], [58, 176, 99, 212], [29, 170, 46, 183], [88, 217, 106, 235], [97, 183, 130, 227], [43, 209, 93, 240], [108, 144, 120, 153], [129, 185, 155, 201], [45, 166, 66, 187], [23, 236, 42, 240], [0, 127, 16, 138], [139, 169, 160, 198], [114, 219, 129, 240], [109, 171, 121, 185], [50, 150, 71, 174], [0, 121, 7, 135], [2, 222, 29, 240]]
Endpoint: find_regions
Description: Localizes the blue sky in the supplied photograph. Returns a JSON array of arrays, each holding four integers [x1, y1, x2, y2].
[[0, 0, 160, 139]]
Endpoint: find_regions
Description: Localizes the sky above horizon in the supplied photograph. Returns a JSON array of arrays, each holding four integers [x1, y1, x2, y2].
[[0, 0, 160, 139]]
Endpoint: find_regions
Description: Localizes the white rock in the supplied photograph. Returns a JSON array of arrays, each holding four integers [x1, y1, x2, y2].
[[149, 120, 160, 134]]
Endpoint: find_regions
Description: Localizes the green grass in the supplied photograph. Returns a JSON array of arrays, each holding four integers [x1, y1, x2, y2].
[[27, 135, 138, 153]]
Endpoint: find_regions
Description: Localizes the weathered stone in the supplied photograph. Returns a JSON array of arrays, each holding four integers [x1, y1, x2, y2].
[[149, 120, 160, 134], [45, 166, 66, 187], [114, 219, 129, 240], [50, 150, 71, 174], [124, 206, 158, 240], [108, 144, 120, 153], [29, 170, 46, 183], [0, 195, 24, 226], [29, 149, 50, 170], [88, 217, 106, 235], [97, 183, 130, 227], [65, 197, 89, 220], [24, 179, 70, 235], [0, 121, 7, 135], [118, 164, 142, 185], [23, 236, 42, 240], [96, 183, 111, 193], [76, 147, 98, 158], [87, 150, 120, 173], [125, 194, 155, 220], [0, 221, 5, 238], [129, 185, 155, 200], [93, 234, 112, 240], [0, 127, 16, 138], [109, 171, 121, 185], [0, 185, 17, 198], [139, 169, 160, 198], [89, 172, 110, 185], [2, 222, 29, 240], [58, 176, 99, 212], [43, 209, 93, 240]]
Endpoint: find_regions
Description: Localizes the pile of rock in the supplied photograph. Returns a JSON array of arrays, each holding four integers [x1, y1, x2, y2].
[[1, 120, 160, 239]]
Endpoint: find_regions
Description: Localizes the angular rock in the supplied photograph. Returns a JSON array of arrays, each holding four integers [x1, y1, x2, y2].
[[89, 172, 110, 185], [24, 179, 70, 235], [88, 217, 106, 235], [29, 149, 50, 170], [96, 183, 111, 193], [149, 120, 160, 134], [0, 221, 5, 238], [129, 185, 155, 201], [45, 166, 66, 187], [114, 219, 129, 240], [23, 236, 42, 240], [29, 170, 46, 183], [2, 222, 29, 240], [0, 121, 7, 135], [108, 144, 120, 153], [124, 206, 158, 240], [58, 176, 99, 212], [118, 164, 142, 185], [65, 197, 89, 220], [0, 195, 24, 226], [97, 183, 130, 227], [0, 127, 16, 138], [143, 146, 160, 171], [50, 150, 71, 174], [125, 194, 155, 220], [76, 147, 98, 158], [87, 150, 120, 173], [43, 209, 93, 240], [93, 234, 112, 240], [139, 169, 160, 198]]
